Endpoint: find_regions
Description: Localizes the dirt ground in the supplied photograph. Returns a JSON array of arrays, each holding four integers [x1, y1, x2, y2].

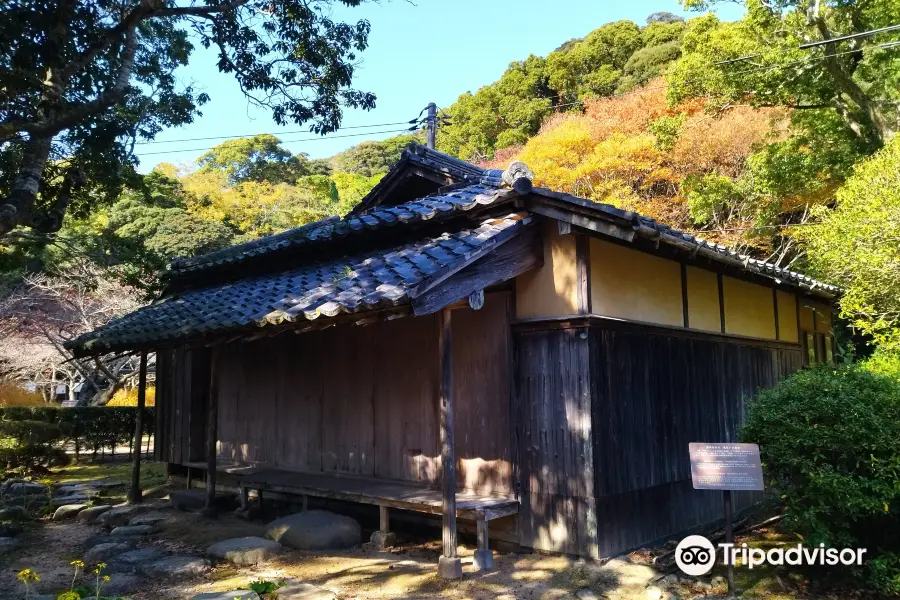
[[0, 461, 852, 600]]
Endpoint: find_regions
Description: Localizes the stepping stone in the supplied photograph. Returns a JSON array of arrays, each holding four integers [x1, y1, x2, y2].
[[170, 489, 207, 511], [84, 541, 133, 565], [109, 547, 169, 572], [50, 494, 90, 507], [139, 555, 210, 578], [77, 505, 112, 524], [265, 510, 361, 551], [207, 536, 281, 566], [101, 572, 143, 596], [192, 592, 260, 600], [89, 480, 125, 490], [7, 482, 47, 496], [0, 506, 30, 520], [275, 583, 336, 600], [130, 512, 171, 527], [84, 534, 143, 550], [110, 524, 157, 537], [56, 484, 95, 496], [53, 504, 87, 521], [99, 505, 142, 528]]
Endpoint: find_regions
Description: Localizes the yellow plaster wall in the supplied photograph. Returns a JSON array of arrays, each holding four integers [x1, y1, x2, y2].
[[812, 302, 834, 333], [799, 304, 815, 332], [776, 290, 799, 342], [686, 266, 721, 332], [515, 221, 579, 318], [722, 276, 777, 339], [589, 238, 684, 327]]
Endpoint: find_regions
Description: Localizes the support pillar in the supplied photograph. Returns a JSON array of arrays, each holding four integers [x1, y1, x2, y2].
[[370, 505, 397, 549], [127, 350, 148, 504], [437, 307, 462, 580], [203, 346, 220, 518], [473, 515, 494, 571]]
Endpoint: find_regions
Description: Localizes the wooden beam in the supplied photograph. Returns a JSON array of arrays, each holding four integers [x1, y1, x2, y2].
[[681, 263, 690, 329], [558, 220, 572, 235], [773, 288, 780, 341], [527, 202, 635, 242], [717, 273, 726, 334], [576, 235, 591, 314], [203, 345, 220, 518], [128, 350, 148, 504], [437, 308, 462, 579], [412, 224, 542, 316]]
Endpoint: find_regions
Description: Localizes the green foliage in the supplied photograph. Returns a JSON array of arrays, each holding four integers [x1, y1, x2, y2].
[[647, 113, 685, 150], [0, 407, 154, 466], [684, 173, 742, 225], [801, 137, 900, 350], [669, 1, 900, 148], [197, 135, 310, 186], [0, 0, 376, 234], [247, 579, 285, 594], [439, 16, 686, 161], [330, 134, 421, 177], [740, 356, 900, 591]]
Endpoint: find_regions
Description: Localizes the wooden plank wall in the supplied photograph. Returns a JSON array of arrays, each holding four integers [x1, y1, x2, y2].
[[161, 293, 512, 496], [513, 327, 598, 558], [588, 325, 803, 556]]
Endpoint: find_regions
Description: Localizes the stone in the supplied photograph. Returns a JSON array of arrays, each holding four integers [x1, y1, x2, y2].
[[89, 480, 125, 489], [56, 484, 94, 496], [207, 536, 281, 566], [101, 572, 143, 596], [645, 585, 663, 600], [662, 574, 679, 586], [264, 510, 361, 550], [99, 504, 141, 528], [711, 575, 726, 587], [275, 583, 336, 600], [138, 555, 211, 578], [473, 548, 494, 571], [112, 547, 169, 570], [7, 482, 47, 496], [575, 590, 600, 600], [53, 504, 88, 521], [129, 512, 171, 527], [0, 522, 23, 537], [110, 524, 157, 537], [170, 489, 207, 511], [192, 592, 260, 600], [77, 504, 112, 524], [0, 537, 18, 552], [84, 542, 133, 565], [50, 494, 90, 507], [84, 534, 143, 550], [0, 506, 30, 520], [369, 531, 396, 549], [437, 555, 462, 580]]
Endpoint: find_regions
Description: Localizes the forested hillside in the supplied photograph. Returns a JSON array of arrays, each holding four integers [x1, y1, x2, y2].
[[2, 1, 899, 402]]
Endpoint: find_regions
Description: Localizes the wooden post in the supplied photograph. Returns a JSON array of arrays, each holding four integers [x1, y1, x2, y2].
[[372, 505, 397, 549], [426, 103, 437, 149], [473, 515, 494, 571], [127, 350, 148, 504], [203, 346, 220, 518], [437, 308, 462, 579]]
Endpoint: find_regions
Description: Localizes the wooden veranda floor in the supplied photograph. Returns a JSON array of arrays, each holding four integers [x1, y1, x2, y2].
[[185, 462, 518, 521]]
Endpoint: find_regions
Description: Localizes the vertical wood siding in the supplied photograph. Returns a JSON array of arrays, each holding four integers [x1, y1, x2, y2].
[[589, 326, 803, 556], [161, 293, 513, 496], [514, 327, 598, 558]]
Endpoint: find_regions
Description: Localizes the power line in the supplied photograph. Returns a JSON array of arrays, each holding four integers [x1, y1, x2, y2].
[[135, 120, 415, 146], [136, 127, 414, 157]]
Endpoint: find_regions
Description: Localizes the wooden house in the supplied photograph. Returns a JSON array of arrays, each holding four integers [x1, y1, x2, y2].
[[68, 144, 838, 577]]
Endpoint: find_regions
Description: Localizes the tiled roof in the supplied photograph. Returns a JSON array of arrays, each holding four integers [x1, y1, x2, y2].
[[68, 213, 531, 355], [169, 182, 514, 277]]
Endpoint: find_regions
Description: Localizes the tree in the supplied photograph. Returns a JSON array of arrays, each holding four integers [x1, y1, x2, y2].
[[669, 1, 900, 148], [801, 137, 900, 350], [331, 134, 421, 177], [198, 134, 307, 185], [0, 0, 376, 236]]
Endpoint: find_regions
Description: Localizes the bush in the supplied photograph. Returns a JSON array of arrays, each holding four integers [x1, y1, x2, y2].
[[0, 420, 68, 470], [740, 355, 900, 592], [107, 386, 156, 407], [0, 383, 45, 407]]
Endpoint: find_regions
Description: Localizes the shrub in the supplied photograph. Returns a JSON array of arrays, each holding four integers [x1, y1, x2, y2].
[[740, 355, 900, 591], [107, 386, 156, 407], [0, 383, 45, 407]]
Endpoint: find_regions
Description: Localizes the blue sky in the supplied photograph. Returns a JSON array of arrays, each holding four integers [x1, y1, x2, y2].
[[136, 0, 743, 172]]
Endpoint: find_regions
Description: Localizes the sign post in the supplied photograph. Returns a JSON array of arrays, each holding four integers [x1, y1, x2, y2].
[[689, 442, 765, 599]]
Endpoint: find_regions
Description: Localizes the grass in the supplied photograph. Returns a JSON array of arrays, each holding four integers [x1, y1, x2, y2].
[[38, 461, 167, 504]]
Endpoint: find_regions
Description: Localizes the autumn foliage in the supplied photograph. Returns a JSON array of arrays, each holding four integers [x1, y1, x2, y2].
[[485, 80, 788, 248]]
